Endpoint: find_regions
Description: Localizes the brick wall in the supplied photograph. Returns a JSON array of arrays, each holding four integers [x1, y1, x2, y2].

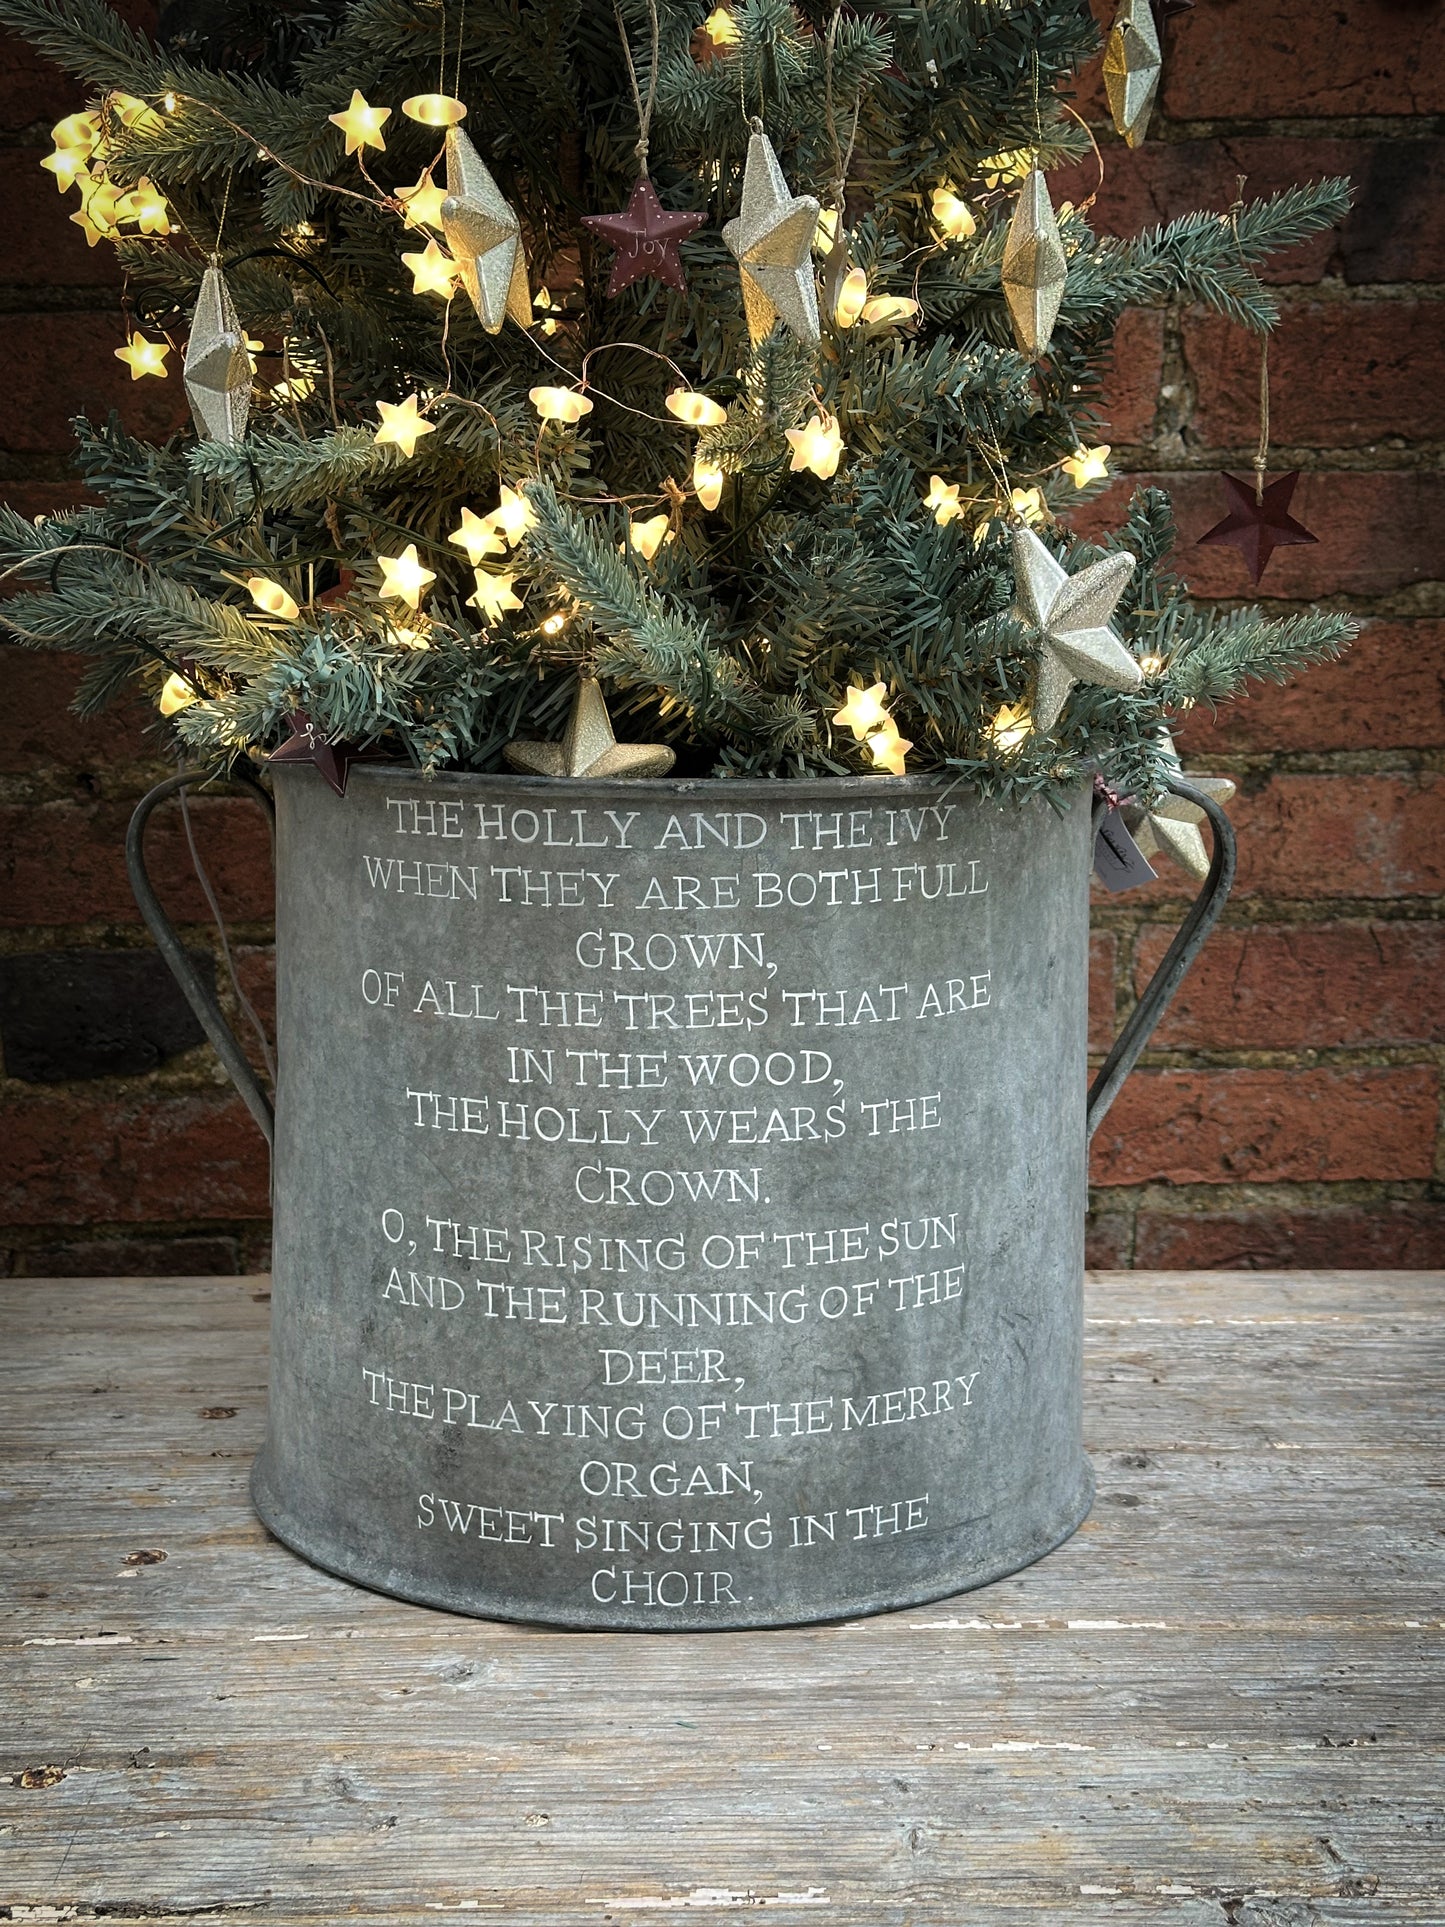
[[1, 2, 1441, 1275]]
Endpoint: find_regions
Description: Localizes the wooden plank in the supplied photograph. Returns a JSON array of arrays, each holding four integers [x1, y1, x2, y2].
[[1, 1272, 1441, 1924]]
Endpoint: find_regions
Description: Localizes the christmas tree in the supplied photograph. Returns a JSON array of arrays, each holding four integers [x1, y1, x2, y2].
[[0, 0, 1355, 804]]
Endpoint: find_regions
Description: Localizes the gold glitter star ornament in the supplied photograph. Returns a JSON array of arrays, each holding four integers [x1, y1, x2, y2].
[[1103, 0, 1163, 148], [440, 127, 532, 334], [182, 263, 250, 441], [1123, 730, 1236, 881], [1011, 525, 1142, 731], [723, 125, 821, 346], [1001, 168, 1068, 359], [505, 677, 676, 779]]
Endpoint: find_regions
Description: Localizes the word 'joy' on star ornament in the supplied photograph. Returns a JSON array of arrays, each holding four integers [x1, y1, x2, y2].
[[504, 676, 676, 779], [1122, 730, 1236, 881], [440, 127, 532, 334], [183, 263, 252, 443], [267, 710, 353, 796], [1011, 525, 1142, 732], [1198, 471, 1317, 584], [582, 177, 705, 297], [1001, 169, 1068, 360], [723, 124, 821, 346], [1103, 0, 1162, 148]]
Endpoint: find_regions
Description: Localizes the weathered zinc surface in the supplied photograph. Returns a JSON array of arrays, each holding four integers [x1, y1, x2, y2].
[[2, 1268, 1440, 1925], [260, 769, 1094, 1628]]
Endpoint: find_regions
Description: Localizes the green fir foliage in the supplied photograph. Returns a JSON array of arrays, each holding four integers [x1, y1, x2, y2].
[[0, 0, 1356, 801]]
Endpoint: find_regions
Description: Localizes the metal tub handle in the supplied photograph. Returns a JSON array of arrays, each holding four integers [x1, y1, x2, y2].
[[1085, 774, 1237, 1140], [126, 765, 276, 1148]]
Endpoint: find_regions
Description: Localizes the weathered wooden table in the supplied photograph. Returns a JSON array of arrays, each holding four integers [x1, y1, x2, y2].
[[3, 1270, 1439, 1924]]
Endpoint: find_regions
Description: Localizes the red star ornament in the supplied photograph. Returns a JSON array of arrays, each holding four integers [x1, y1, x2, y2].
[[1198, 470, 1317, 585], [267, 710, 353, 796], [1150, 0, 1193, 22], [582, 176, 705, 297]]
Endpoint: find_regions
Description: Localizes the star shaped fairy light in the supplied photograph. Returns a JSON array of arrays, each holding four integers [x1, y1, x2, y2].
[[785, 411, 843, 480], [1122, 730, 1236, 881], [115, 332, 170, 379], [504, 676, 676, 779], [374, 395, 435, 458], [723, 125, 821, 346], [398, 168, 448, 230], [467, 570, 523, 622], [628, 514, 673, 561], [1198, 471, 1317, 584], [582, 176, 705, 297], [402, 239, 459, 299], [440, 127, 532, 334], [376, 543, 436, 609], [1011, 525, 1142, 732], [867, 719, 912, 776], [490, 484, 534, 546], [666, 388, 727, 427], [41, 144, 89, 190], [449, 506, 505, 566], [119, 178, 170, 234], [1062, 444, 1111, 488], [832, 682, 890, 740], [328, 90, 390, 156], [925, 476, 963, 525]]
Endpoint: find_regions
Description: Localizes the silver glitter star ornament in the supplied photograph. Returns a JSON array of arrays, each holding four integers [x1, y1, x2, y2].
[[1001, 168, 1068, 359], [440, 127, 532, 333], [1124, 730, 1236, 881], [183, 263, 252, 444], [1103, 0, 1163, 148], [504, 677, 675, 778], [723, 125, 821, 346], [1011, 525, 1142, 731]]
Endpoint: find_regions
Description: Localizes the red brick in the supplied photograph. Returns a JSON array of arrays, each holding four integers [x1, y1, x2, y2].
[[231, 945, 277, 1078], [1098, 308, 1164, 444], [1069, 470, 1445, 599], [1135, 920, 1445, 1048], [1174, 620, 1445, 755], [1160, 0, 1445, 120], [0, 312, 188, 456], [0, 1090, 270, 1225], [0, 482, 98, 520], [1113, 774, 1445, 905], [0, 148, 124, 289], [1085, 1204, 1131, 1268], [0, 648, 153, 771], [0, 793, 274, 928], [1134, 1200, 1445, 1269], [12, 1234, 245, 1276], [1089, 928, 1116, 1051], [1089, 1064, 1439, 1186], [1186, 299, 1444, 448]]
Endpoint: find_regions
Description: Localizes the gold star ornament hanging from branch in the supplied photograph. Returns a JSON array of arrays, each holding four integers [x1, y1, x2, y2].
[[723, 122, 821, 346], [440, 127, 532, 334], [1011, 525, 1142, 732], [505, 677, 676, 779]]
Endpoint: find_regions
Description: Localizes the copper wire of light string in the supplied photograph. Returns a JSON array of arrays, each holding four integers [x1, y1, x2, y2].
[[1227, 173, 1271, 503], [612, 0, 660, 169]]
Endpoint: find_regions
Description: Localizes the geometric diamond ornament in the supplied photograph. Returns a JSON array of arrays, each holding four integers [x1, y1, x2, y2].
[[183, 262, 252, 444], [722, 125, 821, 347], [1011, 525, 1142, 732], [1103, 0, 1163, 149], [440, 127, 533, 334], [1001, 169, 1069, 359]]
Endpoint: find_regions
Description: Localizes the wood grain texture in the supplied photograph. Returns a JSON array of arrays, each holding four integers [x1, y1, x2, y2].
[[1, 1270, 1441, 1925]]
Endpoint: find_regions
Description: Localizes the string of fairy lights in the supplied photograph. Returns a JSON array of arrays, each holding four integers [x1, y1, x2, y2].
[[40, 5, 1144, 780]]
